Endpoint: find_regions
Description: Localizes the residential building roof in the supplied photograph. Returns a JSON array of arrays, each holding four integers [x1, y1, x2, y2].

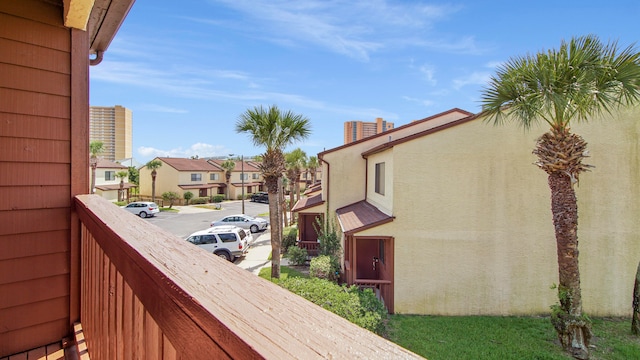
[[159, 157, 223, 171], [320, 108, 474, 157], [96, 159, 128, 169], [95, 183, 136, 191], [208, 159, 261, 172], [336, 201, 394, 234], [292, 193, 324, 212]]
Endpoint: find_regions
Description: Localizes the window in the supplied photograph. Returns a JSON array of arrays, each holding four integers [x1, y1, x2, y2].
[[218, 233, 238, 243], [375, 162, 385, 195], [105, 171, 115, 181], [191, 173, 202, 181], [210, 173, 219, 180], [252, 173, 259, 179], [241, 173, 248, 180]]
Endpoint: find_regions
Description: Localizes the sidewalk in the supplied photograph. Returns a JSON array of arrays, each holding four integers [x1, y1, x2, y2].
[[236, 230, 291, 275], [172, 205, 217, 214]]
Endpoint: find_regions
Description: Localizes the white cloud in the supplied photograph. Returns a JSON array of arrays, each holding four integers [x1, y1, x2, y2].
[[139, 104, 189, 113], [205, 0, 468, 61], [452, 71, 491, 90], [402, 95, 434, 107], [138, 143, 229, 160]]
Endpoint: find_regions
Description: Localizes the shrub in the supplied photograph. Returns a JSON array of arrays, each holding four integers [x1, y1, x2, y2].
[[276, 277, 387, 334], [309, 255, 340, 282], [183, 191, 194, 205], [282, 227, 298, 251], [285, 246, 307, 265], [161, 191, 180, 208], [191, 197, 208, 204], [315, 217, 342, 258], [211, 194, 225, 203], [114, 201, 127, 207]]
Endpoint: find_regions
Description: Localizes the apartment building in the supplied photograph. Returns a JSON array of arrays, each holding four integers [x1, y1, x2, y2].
[[344, 117, 394, 144], [89, 105, 133, 161]]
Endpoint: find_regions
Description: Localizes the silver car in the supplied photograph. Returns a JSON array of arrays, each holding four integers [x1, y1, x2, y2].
[[210, 214, 269, 233], [121, 201, 160, 218]]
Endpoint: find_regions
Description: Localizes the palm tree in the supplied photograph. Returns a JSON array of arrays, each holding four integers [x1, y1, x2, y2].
[[115, 170, 128, 202], [221, 159, 235, 200], [307, 155, 319, 184], [145, 159, 163, 203], [285, 148, 307, 210], [236, 105, 311, 279], [89, 141, 104, 194], [480, 35, 640, 359]]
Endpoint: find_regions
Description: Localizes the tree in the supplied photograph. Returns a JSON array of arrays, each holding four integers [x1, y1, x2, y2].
[[145, 159, 163, 203], [480, 35, 640, 359], [285, 148, 307, 221], [183, 191, 194, 205], [115, 170, 128, 202], [127, 166, 139, 186], [307, 155, 319, 184], [236, 105, 311, 278], [162, 191, 180, 209], [221, 159, 235, 200], [89, 141, 104, 194]]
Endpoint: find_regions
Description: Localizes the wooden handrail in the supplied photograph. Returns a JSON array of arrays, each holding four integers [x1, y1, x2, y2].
[[74, 195, 422, 359]]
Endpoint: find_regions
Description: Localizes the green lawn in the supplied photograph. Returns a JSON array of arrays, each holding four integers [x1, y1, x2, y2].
[[259, 266, 640, 359], [388, 315, 640, 360]]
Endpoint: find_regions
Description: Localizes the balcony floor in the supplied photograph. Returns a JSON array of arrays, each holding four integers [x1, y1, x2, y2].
[[1, 341, 70, 360]]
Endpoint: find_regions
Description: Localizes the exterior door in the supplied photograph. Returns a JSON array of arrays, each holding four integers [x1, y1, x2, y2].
[[356, 239, 380, 280]]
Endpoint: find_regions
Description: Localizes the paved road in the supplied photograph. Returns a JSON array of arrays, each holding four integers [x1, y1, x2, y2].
[[145, 200, 275, 275]]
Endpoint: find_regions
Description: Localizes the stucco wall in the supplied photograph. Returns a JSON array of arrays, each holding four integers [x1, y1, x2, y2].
[[349, 107, 640, 316]]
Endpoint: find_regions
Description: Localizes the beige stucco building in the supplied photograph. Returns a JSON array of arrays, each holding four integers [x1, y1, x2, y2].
[[295, 107, 640, 316], [138, 157, 265, 200], [92, 159, 134, 202], [89, 105, 133, 161]]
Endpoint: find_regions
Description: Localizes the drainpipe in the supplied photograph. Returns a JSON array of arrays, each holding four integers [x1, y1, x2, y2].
[[90, 50, 104, 66]]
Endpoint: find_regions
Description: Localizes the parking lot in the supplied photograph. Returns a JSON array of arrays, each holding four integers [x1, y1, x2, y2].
[[146, 200, 273, 274]]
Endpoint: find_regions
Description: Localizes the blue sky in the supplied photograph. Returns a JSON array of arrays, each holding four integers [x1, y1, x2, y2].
[[90, 0, 640, 164]]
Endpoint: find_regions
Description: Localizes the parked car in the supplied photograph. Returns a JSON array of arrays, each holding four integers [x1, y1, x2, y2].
[[250, 192, 269, 203], [186, 226, 250, 261], [121, 201, 160, 218], [211, 214, 269, 233]]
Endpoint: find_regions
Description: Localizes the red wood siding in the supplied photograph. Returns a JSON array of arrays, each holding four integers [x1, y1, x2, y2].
[[0, 0, 85, 356]]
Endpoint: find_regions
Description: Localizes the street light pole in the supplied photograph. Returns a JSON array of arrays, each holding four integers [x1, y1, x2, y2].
[[241, 154, 245, 214]]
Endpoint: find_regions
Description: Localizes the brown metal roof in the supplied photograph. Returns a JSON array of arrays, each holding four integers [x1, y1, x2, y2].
[[292, 193, 324, 212], [304, 182, 322, 195], [159, 157, 223, 172], [336, 201, 394, 235], [208, 159, 261, 172], [230, 182, 263, 187], [96, 159, 128, 169], [95, 183, 136, 191], [178, 184, 224, 190]]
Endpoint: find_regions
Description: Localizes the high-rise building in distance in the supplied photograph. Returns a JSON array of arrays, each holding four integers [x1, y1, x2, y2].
[[344, 117, 394, 144], [89, 105, 133, 161]]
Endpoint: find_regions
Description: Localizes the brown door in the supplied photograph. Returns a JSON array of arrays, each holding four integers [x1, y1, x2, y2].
[[199, 188, 207, 197], [356, 239, 380, 279]]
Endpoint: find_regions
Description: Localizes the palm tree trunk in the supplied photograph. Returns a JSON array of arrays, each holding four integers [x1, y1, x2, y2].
[[151, 172, 157, 203], [265, 175, 281, 279], [632, 262, 640, 335], [90, 164, 97, 194], [548, 172, 591, 359]]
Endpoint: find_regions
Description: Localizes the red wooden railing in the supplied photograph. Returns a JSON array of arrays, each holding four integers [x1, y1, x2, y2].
[[297, 240, 319, 257], [74, 195, 421, 359]]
